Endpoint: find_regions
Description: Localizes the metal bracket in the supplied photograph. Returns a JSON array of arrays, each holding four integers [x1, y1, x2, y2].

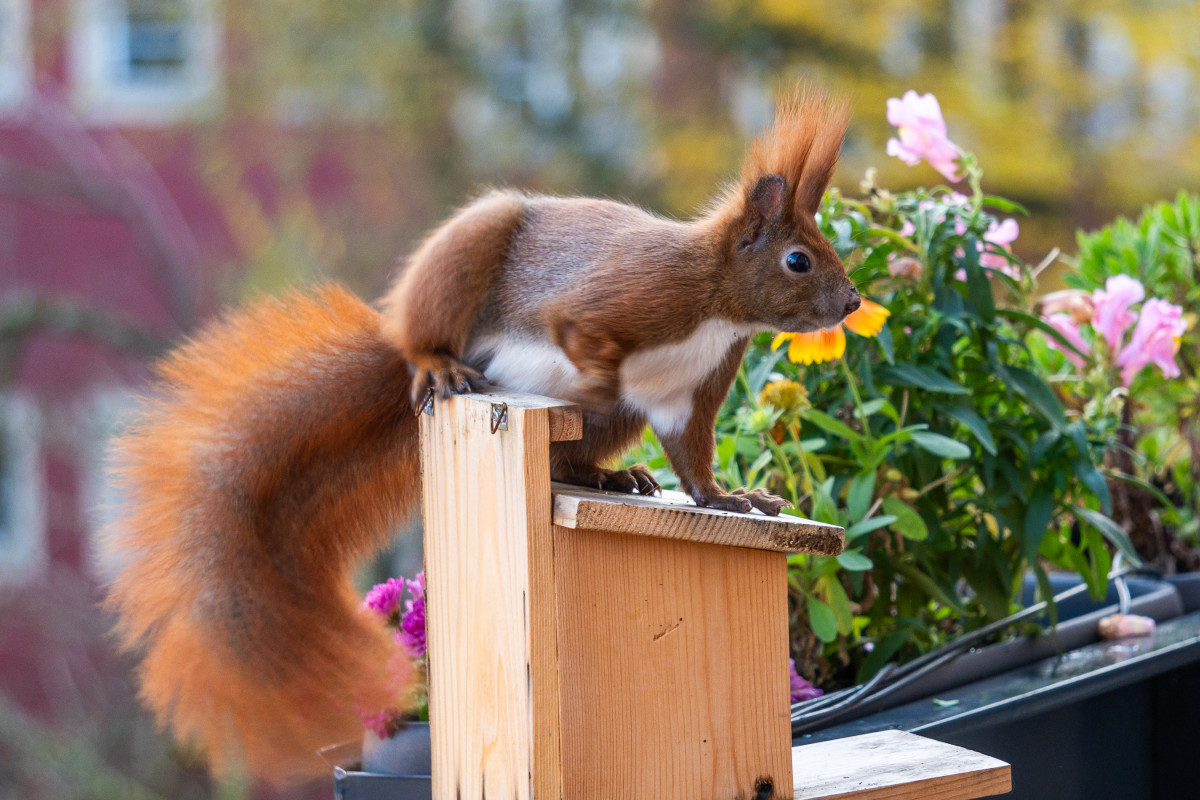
[[490, 401, 508, 433]]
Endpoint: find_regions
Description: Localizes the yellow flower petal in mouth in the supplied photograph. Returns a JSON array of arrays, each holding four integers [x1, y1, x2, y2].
[[843, 298, 890, 338], [771, 332, 793, 352]]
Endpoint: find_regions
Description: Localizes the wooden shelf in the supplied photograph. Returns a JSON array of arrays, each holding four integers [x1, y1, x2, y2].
[[793, 730, 1011, 800], [552, 483, 845, 555]]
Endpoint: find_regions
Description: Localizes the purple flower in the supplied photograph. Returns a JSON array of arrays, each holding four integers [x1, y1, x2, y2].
[[789, 658, 823, 703], [1092, 275, 1145, 351], [359, 706, 403, 739], [1116, 298, 1188, 385], [362, 578, 406, 617], [1043, 313, 1091, 369], [398, 571, 426, 658]]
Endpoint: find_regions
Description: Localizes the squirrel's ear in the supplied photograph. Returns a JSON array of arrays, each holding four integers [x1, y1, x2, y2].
[[738, 174, 786, 250], [749, 174, 786, 220]]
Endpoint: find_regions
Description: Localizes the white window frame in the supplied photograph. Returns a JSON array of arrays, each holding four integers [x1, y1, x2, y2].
[[70, 0, 221, 125], [0, 394, 46, 585], [80, 387, 138, 582], [0, 0, 31, 114]]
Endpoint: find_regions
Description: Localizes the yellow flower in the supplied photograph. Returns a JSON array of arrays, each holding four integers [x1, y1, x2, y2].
[[772, 299, 891, 365], [759, 378, 810, 419]]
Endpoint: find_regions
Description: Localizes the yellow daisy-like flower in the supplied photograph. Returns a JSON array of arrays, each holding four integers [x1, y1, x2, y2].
[[772, 299, 891, 365]]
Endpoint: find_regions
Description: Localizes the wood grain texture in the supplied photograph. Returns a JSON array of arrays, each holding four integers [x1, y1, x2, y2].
[[792, 730, 1011, 800], [554, 526, 794, 800], [552, 484, 845, 555], [451, 389, 582, 441], [420, 393, 561, 800]]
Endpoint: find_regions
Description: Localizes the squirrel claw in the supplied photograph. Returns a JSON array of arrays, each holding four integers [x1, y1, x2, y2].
[[695, 487, 789, 516], [731, 487, 791, 516], [559, 465, 661, 496], [409, 360, 489, 411]]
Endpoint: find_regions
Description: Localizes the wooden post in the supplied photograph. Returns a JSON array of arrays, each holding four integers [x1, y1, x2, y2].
[[419, 391, 1010, 800]]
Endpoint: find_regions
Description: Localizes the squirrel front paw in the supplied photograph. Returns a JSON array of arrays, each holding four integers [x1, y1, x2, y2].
[[557, 464, 661, 495], [409, 356, 489, 410], [695, 487, 790, 516]]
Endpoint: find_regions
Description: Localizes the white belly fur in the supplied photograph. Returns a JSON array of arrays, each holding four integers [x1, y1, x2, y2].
[[471, 320, 756, 436], [620, 319, 757, 436], [472, 334, 582, 399]]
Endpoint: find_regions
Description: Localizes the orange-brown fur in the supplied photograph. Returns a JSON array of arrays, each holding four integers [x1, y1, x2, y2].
[[105, 286, 417, 780], [105, 88, 854, 782]]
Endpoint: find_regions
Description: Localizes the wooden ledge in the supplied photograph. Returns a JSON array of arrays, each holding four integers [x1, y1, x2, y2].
[[793, 730, 1011, 799], [551, 483, 845, 555]]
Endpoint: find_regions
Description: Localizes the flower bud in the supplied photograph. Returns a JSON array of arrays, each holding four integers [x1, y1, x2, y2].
[[888, 256, 924, 280]]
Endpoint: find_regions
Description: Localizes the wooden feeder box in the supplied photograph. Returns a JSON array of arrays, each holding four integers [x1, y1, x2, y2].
[[419, 392, 1011, 800]]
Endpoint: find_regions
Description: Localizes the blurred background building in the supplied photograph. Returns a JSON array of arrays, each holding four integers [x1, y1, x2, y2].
[[0, 0, 1197, 797]]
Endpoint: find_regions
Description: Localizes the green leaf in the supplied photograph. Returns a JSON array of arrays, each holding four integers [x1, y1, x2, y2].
[[716, 436, 736, 469], [910, 431, 971, 459], [854, 398, 888, 419], [803, 408, 859, 441], [1073, 458, 1112, 515], [961, 239, 995, 323], [857, 629, 911, 682], [877, 363, 969, 395], [847, 470, 876, 520], [1000, 365, 1066, 430], [937, 404, 997, 456], [1072, 506, 1140, 564], [844, 514, 899, 540], [806, 596, 839, 643], [837, 550, 874, 571], [882, 497, 929, 541], [982, 195, 1029, 214], [1023, 490, 1054, 566]]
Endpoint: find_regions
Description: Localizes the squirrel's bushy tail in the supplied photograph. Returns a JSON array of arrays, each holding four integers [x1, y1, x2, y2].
[[103, 285, 419, 781]]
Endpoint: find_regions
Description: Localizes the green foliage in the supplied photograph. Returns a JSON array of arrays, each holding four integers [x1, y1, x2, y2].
[[1062, 192, 1200, 545], [627, 181, 1127, 687]]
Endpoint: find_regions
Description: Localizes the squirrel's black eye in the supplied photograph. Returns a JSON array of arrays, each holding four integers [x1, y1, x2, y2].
[[786, 251, 811, 273]]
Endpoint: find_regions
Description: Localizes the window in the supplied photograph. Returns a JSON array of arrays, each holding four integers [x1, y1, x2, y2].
[[0, 0, 30, 113], [81, 388, 137, 582], [70, 0, 220, 124], [0, 395, 45, 585]]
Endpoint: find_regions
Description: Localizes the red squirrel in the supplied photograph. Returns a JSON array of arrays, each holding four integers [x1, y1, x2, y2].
[[104, 89, 856, 781]]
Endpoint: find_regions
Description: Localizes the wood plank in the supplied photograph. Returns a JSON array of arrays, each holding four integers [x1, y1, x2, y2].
[[552, 483, 845, 555], [420, 393, 562, 800], [450, 389, 582, 441], [554, 527, 794, 799], [792, 730, 1011, 800]]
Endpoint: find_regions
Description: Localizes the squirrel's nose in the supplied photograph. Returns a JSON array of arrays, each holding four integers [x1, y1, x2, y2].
[[844, 286, 861, 315]]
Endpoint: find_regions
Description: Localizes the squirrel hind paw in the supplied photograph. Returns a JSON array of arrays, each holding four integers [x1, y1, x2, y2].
[[409, 359, 490, 410]]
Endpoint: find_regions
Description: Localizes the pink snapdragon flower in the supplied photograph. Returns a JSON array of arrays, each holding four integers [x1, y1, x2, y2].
[[362, 578, 406, 618], [789, 658, 823, 703], [886, 91, 964, 182], [1043, 313, 1092, 368], [398, 572, 427, 658], [980, 218, 1020, 277], [1091, 275, 1145, 350], [1116, 298, 1187, 385]]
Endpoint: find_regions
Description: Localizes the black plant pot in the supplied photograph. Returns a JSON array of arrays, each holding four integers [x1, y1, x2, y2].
[[1161, 571, 1200, 613], [798, 573, 1183, 728], [798, 577, 1200, 800]]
